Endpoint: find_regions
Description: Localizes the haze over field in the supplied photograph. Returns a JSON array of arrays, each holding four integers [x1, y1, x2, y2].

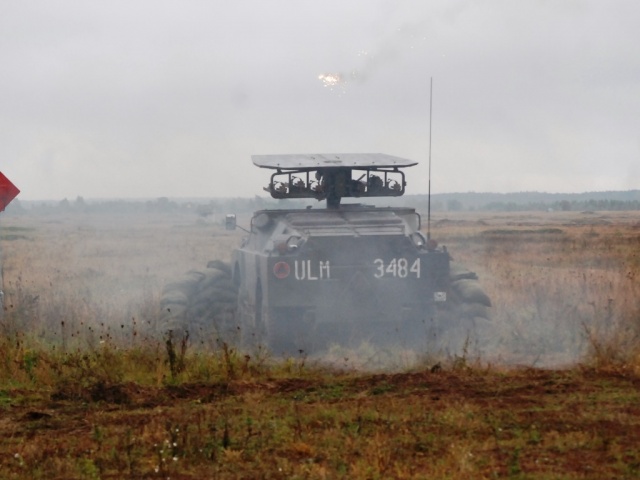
[[1, 0, 639, 200]]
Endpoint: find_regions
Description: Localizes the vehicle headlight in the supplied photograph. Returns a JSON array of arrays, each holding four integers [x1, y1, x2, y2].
[[410, 232, 427, 248], [286, 235, 304, 252]]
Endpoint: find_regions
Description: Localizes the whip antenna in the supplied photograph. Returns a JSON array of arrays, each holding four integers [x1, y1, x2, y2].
[[427, 77, 433, 241]]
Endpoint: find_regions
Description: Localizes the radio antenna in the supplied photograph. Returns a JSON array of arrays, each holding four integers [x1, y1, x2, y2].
[[427, 77, 433, 241]]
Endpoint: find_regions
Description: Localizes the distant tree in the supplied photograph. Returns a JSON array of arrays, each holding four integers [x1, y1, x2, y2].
[[559, 200, 572, 211], [446, 199, 463, 211], [431, 201, 444, 212], [146, 197, 178, 213], [196, 203, 215, 218], [58, 198, 72, 212], [4, 198, 26, 214], [74, 196, 87, 212]]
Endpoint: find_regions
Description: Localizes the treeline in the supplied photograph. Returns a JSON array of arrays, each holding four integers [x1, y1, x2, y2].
[[408, 198, 640, 212], [5, 196, 282, 216], [5, 190, 640, 216], [482, 199, 640, 212], [408, 190, 640, 212]]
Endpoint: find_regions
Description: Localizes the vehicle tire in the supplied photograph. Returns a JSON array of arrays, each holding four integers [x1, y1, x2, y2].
[[158, 260, 239, 346], [433, 263, 494, 356]]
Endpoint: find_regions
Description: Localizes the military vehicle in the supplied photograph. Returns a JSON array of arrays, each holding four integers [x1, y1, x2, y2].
[[159, 154, 491, 354]]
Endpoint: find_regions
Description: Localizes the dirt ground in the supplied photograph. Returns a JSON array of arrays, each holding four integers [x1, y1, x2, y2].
[[1, 364, 640, 478]]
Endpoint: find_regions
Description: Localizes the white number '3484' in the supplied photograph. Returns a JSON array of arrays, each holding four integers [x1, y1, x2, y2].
[[373, 258, 421, 278]]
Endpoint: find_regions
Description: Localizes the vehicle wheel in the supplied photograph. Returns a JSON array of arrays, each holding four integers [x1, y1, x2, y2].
[[433, 263, 494, 356], [158, 260, 239, 346]]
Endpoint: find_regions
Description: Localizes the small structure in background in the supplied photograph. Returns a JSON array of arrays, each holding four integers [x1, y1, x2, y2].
[[225, 214, 237, 231]]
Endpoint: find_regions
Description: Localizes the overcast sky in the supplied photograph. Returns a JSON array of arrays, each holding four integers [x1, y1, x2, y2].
[[1, 0, 639, 200]]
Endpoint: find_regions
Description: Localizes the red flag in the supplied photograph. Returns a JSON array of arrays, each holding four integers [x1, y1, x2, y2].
[[0, 172, 20, 212]]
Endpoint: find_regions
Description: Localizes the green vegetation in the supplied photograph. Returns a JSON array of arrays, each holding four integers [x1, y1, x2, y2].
[[1, 335, 640, 478]]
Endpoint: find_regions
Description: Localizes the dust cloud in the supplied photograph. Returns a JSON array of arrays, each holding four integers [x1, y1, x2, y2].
[[2, 205, 638, 371]]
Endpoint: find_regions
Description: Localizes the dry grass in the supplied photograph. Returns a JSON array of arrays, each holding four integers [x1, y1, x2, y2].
[[430, 210, 640, 368], [1, 213, 241, 346], [1, 208, 640, 478]]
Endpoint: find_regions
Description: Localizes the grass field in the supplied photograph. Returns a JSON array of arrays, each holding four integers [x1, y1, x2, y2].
[[1, 209, 639, 478]]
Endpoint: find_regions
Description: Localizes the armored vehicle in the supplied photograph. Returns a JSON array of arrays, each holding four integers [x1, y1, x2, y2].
[[159, 154, 491, 354]]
